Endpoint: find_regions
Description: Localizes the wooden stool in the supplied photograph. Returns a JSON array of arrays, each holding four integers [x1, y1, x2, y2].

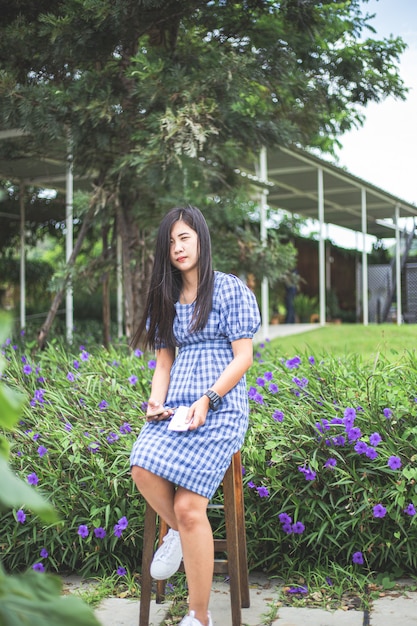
[[138, 450, 250, 626]]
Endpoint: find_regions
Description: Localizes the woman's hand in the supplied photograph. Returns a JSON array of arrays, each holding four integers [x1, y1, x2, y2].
[[186, 396, 210, 430], [146, 398, 173, 422]]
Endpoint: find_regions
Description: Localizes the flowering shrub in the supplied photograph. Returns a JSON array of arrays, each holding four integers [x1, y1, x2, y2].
[[243, 342, 417, 575], [1, 334, 417, 582]]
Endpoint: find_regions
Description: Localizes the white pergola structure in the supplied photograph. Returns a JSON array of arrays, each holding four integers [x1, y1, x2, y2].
[[1, 129, 417, 342], [242, 145, 417, 340]]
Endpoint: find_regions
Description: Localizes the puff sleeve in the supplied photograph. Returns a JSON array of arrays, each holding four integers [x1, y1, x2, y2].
[[218, 274, 261, 342]]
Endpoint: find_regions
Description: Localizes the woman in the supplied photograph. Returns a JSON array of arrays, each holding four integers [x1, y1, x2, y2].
[[130, 205, 261, 626]]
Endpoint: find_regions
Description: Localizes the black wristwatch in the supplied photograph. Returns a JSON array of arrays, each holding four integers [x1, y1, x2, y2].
[[204, 389, 222, 411]]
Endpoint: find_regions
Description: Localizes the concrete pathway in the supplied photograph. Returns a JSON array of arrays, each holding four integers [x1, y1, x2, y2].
[[63, 574, 417, 626]]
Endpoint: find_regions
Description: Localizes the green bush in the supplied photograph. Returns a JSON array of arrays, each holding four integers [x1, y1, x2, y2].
[[0, 314, 100, 626], [1, 333, 417, 583]]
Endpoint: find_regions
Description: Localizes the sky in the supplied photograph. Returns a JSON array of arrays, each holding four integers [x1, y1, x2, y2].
[[316, 0, 417, 249]]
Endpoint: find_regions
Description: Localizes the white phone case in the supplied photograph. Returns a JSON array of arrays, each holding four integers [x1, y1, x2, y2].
[[168, 405, 192, 431]]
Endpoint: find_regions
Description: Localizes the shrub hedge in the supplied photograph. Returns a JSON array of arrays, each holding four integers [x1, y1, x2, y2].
[[1, 334, 416, 581]]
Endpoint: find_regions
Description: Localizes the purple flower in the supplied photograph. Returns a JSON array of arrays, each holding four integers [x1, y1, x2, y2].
[[37, 445, 48, 458], [248, 386, 258, 400], [387, 456, 401, 470], [134, 349, 143, 357], [34, 389, 46, 403], [383, 408, 392, 418], [264, 371, 273, 381], [117, 567, 127, 576], [256, 377, 265, 387], [272, 410, 284, 422], [292, 521, 305, 534], [17, 509, 26, 523], [73, 359, 80, 369], [119, 422, 132, 434], [87, 442, 100, 453], [365, 446, 378, 460], [32, 562, 45, 572], [117, 516, 128, 530], [369, 432, 382, 446], [247, 481, 255, 489], [23, 364, 33, 375], [40, 548, 49, 558], [287, 586, 308, 594], [279, 513, 292, 525], [99, 400, 109, 411], [352, 551, 364, 564], [64, 422, 73, 431], [94, 527, 107, 539], [148, 359, 156, 369], [78, 525, 89, 538], [67, 372, 75, 382], [285, 355, 301, 369], [268, 383, 279, 393], [308, 356, 315, 365], [114, 525, 123, 538], [80, 350, 90, 361], [354, 441, 368, 455], [292, 376, 308, 388], [282, 523, 293, 534], [128, 375, 138, 385], [107, 432, 119, 443], [27, 472, 39, 486], [33, 433, 40, 441], [298, 467, 316, 481], [256, 486, 269, 498], [324, 458, 337, 469], [373, 504, 387, 518], [347, 427, 361, 442], [404, 504, 416, 516]]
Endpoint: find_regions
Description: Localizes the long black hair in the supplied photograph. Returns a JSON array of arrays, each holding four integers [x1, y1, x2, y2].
[[131, 206, 214, 350]]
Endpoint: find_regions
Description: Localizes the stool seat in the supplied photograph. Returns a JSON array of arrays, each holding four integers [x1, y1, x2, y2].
[[138, 450, 250, 626]]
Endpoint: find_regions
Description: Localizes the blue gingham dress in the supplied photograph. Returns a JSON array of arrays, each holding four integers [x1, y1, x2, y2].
[[130, 272, 261, 499]]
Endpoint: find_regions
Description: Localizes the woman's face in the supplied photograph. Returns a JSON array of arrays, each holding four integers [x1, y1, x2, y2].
[[169, 220, 199, 273]]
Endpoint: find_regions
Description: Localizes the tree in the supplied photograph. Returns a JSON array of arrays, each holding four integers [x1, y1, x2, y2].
[[0, 1, 408, 344]]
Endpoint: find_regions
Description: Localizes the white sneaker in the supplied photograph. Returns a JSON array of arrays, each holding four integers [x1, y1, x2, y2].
[[179, 610, 213, 626], [150, 528, 183, 579]]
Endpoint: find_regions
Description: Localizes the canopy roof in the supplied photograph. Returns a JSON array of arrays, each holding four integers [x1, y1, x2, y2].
[[245, 145, 417, 240], [1, 129, 416, 238]]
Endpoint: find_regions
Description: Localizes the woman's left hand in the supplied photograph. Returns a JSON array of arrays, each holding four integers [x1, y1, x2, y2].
[[186, 396, 210, 430]]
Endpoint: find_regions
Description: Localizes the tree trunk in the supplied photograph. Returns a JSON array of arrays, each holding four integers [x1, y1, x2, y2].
[[116, 200, 153, 344], [101, 223, 111, 349], [37, 202, 96, 349]]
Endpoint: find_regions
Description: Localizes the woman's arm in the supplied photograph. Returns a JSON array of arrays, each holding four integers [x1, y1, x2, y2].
[[146, 347, 176, 421], [187, 337, 254, 430]]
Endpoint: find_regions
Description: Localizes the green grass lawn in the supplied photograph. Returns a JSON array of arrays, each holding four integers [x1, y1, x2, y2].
[[266, 323, 417, 361]]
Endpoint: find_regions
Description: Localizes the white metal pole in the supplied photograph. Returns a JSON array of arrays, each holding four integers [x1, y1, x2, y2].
[[259, 146, 269, 341], [317, 167, 326, 326], [19, 185, 26, 331], [116, 232, 123, 338], [66, 145, 74, 344], [395, 204, 402, 325], [361, 187, 369, 325]]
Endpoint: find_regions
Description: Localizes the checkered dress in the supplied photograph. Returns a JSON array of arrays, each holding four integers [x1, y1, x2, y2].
[[129, 272, 261, 499]]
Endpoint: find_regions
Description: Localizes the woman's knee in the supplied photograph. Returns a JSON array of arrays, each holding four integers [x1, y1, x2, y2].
[[131, 465, 149, 492], [174, 491, 208, 530]]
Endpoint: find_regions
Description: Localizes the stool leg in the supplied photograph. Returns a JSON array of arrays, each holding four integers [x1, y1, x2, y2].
[[155, 519, 169, 603], [232, 451, 250, 608], [223, 459, 242, 626], [139, 504, 157, 626]]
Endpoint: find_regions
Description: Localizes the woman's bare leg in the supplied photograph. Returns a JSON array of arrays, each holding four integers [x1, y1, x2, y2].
[[131, 465, 178, 529], [174, 487, 213, 626]]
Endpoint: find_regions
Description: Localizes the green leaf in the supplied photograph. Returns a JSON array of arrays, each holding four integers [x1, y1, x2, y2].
[[0, 458, 57, 524], [0, 384, 26, 431], [0, 567, 100, 626]]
